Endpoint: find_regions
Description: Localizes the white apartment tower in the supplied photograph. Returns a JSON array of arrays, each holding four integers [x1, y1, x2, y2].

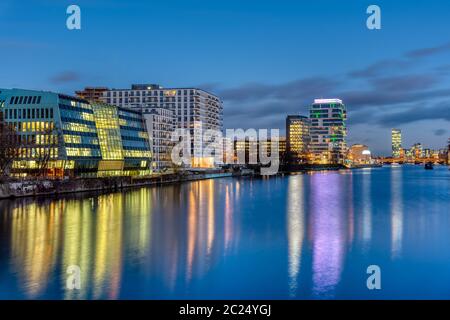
[[100, 84, 223, 169]]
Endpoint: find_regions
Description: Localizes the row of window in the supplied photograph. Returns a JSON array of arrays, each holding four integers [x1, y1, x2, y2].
[[59, 103, 94, 114], [6, 121, 54, 133], [61, 116, 96, 127], [4, 107, 54, 120], [13, 147, 59, 159], [108, 90, 197, 97], [9, 95, 42, 105]]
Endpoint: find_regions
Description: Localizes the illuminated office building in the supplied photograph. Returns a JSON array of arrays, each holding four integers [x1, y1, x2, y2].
[[86, 84, 223, 169], [309, 99, 347, 164], [392, 129, 402, 158], [91, 102, 152, 177], [0, 88, 151, 177], [286, 115, 310, 164]]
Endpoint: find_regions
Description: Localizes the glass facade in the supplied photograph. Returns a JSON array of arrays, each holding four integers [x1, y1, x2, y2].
[[59, 94, 102, 176], [0, 89, 152, 177]]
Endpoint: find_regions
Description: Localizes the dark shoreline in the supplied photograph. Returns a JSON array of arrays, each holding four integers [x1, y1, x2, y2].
[[1, 163, 417, 200], [0, 172, 234, 200]]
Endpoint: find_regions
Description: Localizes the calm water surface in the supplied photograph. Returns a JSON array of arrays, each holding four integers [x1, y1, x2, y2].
[[0, 165, 449, 299]]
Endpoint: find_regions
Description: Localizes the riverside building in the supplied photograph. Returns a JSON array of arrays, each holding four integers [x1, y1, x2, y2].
[[93, 84, 223, 169], [0, 88, 151, 177], [309, 99, 347, 164], [286, 115, 310, 165]]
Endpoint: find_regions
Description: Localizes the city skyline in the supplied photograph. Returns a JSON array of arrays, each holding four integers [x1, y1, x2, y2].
[[1, 0, 450, 155]]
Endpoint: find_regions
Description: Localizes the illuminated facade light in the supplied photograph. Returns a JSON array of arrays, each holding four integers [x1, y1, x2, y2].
[[313, 98, 343, 105]]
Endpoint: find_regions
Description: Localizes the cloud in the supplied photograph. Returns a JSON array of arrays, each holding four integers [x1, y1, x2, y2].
[[372, 102, 450, 128], [219, 42, 450, 139], [0, 38, 48, 49], [348, 59, 411, 79], [369, 74, 439, 92], [405, 42, 450, 59], [434, 128, 447, 136], [220, 77, 339, 103], [49, 71, 81, 84]]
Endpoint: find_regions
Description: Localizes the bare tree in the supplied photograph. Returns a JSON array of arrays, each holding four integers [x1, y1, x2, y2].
[[29, 127, 60, 178], [0, 113, 20, 179]]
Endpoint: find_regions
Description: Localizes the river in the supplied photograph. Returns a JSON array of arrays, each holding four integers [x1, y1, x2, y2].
[[0, 165, 449, 299]]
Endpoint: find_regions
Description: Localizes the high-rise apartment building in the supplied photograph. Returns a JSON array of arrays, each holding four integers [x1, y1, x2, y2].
[[309, 99, 347, 164], [392, 129, 402, 158], [0, 88, 151, 177], [286, 115, 310, 164], [92, 84, 223, 169]]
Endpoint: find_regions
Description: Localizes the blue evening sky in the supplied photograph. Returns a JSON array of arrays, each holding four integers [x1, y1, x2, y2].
[[1, 0, 449, 155]]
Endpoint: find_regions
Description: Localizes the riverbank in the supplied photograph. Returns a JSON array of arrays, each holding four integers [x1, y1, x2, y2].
[[0, 171, 234, 199]]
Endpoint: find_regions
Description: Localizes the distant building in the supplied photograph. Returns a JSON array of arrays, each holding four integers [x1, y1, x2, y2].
[[75, 87, 108, 102], [411, 143, 423, 159], [392, 129, 402, 158], [286, 115, 310, 165], [348, 144, 372, 165], [309, 99, 347, 164], [0, 88, 151, 177], [447, 137, 450, 164], [88, 84, 223, 169]]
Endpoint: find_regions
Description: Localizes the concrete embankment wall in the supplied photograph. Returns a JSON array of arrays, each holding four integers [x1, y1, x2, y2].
[[0, 172, 233, 199]]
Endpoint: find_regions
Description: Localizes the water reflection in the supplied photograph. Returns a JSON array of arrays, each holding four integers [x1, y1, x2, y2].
[[390, 168, 403, 258], [1, 167, 449, 299], [361, 170, 373, 250], [310, 173, 347, 298], [286, 176, 305, 297], [10, 201, 62, 298]]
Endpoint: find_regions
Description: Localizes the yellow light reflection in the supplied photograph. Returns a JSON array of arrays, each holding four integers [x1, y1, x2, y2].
[[287, 176, 305, 297]]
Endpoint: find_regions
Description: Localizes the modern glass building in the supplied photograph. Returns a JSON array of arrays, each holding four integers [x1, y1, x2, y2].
[[92, 102, 152, 177], [0, 88, 151, 177]]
